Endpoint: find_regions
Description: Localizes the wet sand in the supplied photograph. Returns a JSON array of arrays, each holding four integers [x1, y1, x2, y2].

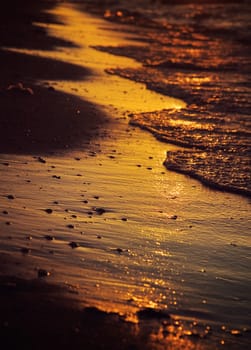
[[0, 1, 250, 349]]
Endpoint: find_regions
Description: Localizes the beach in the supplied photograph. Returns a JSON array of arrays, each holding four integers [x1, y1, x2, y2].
[[0, 1, 250, 349]]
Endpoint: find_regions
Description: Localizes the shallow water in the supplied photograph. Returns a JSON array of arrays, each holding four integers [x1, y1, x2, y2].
[[0, 2, 251, 349], [94, 0, 251, 196], [1, 124, 251, 348]]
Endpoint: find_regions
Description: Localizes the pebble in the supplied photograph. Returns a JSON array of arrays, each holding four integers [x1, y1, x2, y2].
[[170, 215, 178, 220], [67, 224, 74, 229], [6, 195, 14, 200], [69, 242, 80, 249], [38, 269, 50, 278], [121, 217, 127, 221], [38, 157, 46, 164], [20, 247, 31, 254], [2, 210, 8, 214], [44, 208, 53, 214], [95, 207, 106, 215], [44, 235, 54, 241]]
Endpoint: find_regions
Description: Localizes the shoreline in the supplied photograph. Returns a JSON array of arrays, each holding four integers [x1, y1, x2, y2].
[[0, 1, 250, 349]]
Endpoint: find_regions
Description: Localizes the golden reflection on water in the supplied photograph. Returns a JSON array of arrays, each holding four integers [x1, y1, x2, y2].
[[182, 76, 213, 85], [168, 119, 214, 131]]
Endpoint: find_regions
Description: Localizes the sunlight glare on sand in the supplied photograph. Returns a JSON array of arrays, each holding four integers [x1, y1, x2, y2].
[[4, 3, 185, 113]]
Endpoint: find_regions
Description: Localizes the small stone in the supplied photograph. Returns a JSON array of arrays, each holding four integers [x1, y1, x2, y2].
[[38, 157, 46, 164], [21, 247, 31, 254], [170, 215, 178, 220], [116, 248, 123, 254], [6, 195, 14, 200], [95, 207, 106, 215], [44, 208, 53, 214], [44, 235, 54, 241], [38, 269, 50, 278], [2, 210, 8, 214], [67, 224, 74, 229], [69, 242, 80, 249], [121, 217, 127, 221]]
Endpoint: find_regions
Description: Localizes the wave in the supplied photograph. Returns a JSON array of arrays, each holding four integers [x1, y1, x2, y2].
[[94, 0, 251, 196]]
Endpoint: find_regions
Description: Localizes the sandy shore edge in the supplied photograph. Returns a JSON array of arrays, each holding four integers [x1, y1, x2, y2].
[[0, 2, 250, 350]]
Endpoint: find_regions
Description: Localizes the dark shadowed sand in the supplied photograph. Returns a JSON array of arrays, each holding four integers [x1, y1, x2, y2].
[[0, 2, 168, 349], [0, 0, 110, 154]]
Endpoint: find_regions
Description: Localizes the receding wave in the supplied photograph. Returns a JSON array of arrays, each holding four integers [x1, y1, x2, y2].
[[94, 1, 251, 197], [130, 107, 251, 196]]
